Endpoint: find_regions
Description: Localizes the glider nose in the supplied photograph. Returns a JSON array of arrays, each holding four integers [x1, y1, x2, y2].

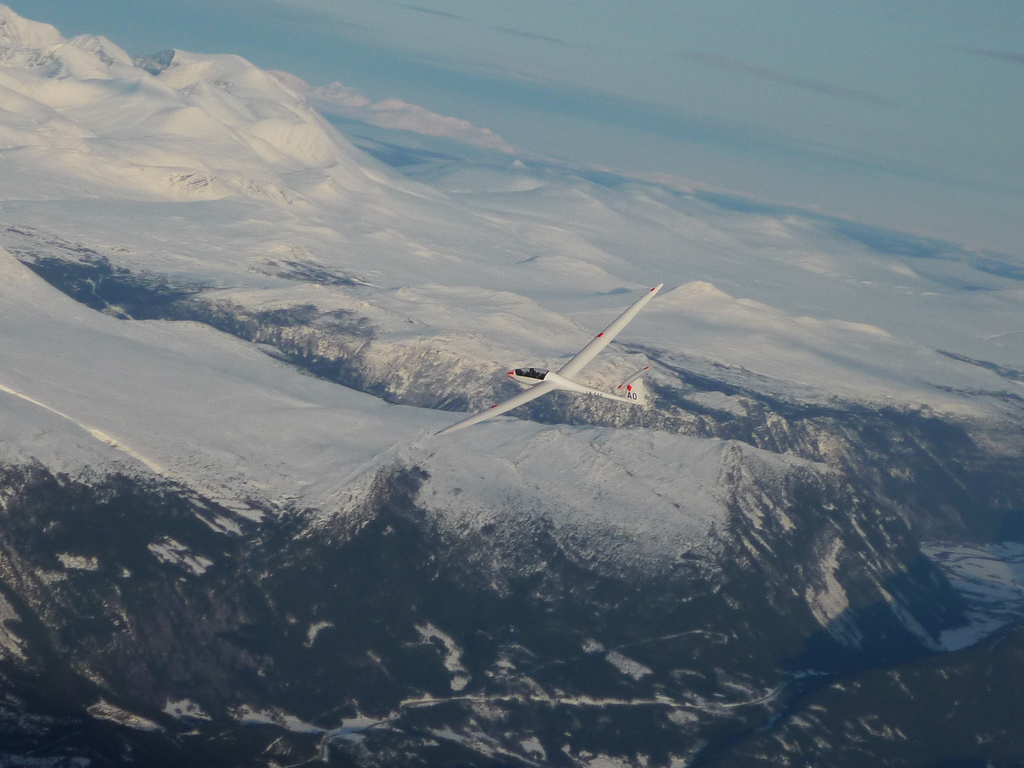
[[507, 371, 515, 377]]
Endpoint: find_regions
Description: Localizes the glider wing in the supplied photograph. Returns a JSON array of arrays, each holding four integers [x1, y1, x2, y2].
[[556, 284, 663, 379], [435, 380, 558, 435]]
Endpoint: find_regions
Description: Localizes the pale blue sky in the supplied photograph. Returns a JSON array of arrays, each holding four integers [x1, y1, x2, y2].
[[9, 0, 1024, 255]]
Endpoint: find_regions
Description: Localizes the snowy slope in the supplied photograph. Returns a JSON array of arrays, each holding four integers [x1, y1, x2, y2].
[[0, 250, 442, 513], [407, 424, 823, 577], [0, 7, 377, 203], [0, 3, 1021, 420]]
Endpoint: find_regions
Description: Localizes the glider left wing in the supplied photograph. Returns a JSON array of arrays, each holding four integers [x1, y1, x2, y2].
[[435, 380, 558, 436]]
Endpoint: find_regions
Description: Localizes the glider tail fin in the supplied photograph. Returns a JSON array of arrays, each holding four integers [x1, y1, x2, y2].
[[616, 367, 649, 407]]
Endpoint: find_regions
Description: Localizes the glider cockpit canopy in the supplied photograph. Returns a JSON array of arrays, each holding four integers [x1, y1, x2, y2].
[[514, 367, 548, 380]]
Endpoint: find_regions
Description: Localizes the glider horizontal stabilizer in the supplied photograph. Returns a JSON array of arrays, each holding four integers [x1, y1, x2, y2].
[[616, 366, 649, 407]]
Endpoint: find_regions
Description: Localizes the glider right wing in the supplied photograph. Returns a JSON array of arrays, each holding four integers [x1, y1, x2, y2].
[[556, 284, 663, 379], [435, 380, 557, 435]]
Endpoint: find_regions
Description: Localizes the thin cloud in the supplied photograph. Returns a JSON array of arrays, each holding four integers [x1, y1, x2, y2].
[[391, 3, 466, 21], [679, 49, 895, 107], [497, 26, 570, 47], [264, 3, 373, 33], [393, 52, 1024, 197], [273, 71, 515, 154], [961, 47, 1024, 66]]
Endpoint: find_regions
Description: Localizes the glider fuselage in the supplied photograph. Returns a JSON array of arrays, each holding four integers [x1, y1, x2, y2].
[[509, 368, 634, 404]]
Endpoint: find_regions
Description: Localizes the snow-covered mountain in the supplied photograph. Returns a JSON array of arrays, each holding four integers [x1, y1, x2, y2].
[[0, 5, 1022, 766]]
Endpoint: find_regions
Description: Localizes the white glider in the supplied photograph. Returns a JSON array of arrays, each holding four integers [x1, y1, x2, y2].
[[437, 284, 663, 435]]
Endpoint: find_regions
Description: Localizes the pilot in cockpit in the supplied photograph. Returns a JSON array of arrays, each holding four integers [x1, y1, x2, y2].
[[513, 367, 548, 380]]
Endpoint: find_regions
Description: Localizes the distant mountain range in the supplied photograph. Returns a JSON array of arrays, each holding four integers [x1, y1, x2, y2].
[[1, 5, 1022, 766]]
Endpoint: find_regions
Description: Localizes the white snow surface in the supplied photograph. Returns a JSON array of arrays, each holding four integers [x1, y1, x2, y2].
[[231, 705, 321, 733], [416, 622, 470, 691], [408, 424, 752, 573], [0, 251, 441, 512], [56, 553, 100, 571], [806, 539, 851, 630], [162, 698, 212, 721], [305, 621, 333, 647], [87, 700, 162, 732], [604, 650, 653, 681], [0, 589, 26, 659], [147, 537, 214, 576], [923, 542, 1024, 651]]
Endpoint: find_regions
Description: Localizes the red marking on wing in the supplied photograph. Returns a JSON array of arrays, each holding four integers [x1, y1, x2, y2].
[[650, 286, 657, 292], [597, 332, 604, 338], [490, 405, 498, 409]]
